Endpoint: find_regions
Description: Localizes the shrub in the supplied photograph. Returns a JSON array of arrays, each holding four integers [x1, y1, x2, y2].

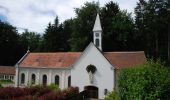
[[104, 91, 119, 100], [0, 85, 51, 99], [0, 87, 24, 99], [38, 91, 66, 100], [0, 86, 79, 100], [118, 59, 170, 100], [64, 87, 79, 100], [47, 83, 60, 91], [0, 79, 13, 84], [25, 85, 51, 96], [38, 87, 79, 100]]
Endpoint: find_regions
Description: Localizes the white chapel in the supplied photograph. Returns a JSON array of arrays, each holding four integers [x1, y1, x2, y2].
[[15, 13, 146, 99]]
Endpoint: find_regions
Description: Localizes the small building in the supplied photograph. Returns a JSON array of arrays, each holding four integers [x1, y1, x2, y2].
[[15, 13, 146, 99], [0, 66, 15, 82]]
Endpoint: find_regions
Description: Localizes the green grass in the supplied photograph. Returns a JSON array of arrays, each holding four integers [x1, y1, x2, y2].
[[0, 79, 14, 84]]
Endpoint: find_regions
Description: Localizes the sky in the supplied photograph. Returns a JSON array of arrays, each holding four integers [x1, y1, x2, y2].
[[0, 0, 139, 34]]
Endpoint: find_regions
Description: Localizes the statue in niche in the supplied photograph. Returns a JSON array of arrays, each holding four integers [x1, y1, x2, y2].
[[89, 71, 93, 83], [86, 65, 97, 84]]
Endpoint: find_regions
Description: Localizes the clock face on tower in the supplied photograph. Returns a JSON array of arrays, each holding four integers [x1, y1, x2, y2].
[[95, 33, 99, 37]]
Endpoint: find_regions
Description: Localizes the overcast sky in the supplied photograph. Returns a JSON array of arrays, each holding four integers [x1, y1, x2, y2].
[[0, 0, 139, 33]]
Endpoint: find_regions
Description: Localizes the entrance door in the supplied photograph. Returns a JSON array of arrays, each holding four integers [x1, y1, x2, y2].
[[84, 86, 98, 99]]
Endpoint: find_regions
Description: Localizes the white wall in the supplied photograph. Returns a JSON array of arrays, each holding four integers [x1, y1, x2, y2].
[[18, 67, 71, 89], [71, 43, 114, 99]]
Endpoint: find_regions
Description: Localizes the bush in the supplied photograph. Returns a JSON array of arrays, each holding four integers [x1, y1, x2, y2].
[[118, 59, 170, 100], [0, 87, 24, 99], [38, 87, 79, 100], [0, 86, 79, 100], [47, 83, 60, 91], [0, 79, 13, 84], [24, 85, 51, 96], [38, 91, 66, 100], [104, 91, 119, 100], [64, 87, 79, 100]]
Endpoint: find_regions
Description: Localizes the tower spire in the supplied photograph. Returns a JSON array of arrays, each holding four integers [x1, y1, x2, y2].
[[93, 13, 102, 51]]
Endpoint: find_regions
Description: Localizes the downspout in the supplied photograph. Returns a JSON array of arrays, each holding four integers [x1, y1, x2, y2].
[[114, 68, 116, 91], [113, 68, 118, 91], [15, 64, 19, 87]]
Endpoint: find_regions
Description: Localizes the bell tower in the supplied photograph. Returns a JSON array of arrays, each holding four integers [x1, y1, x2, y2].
[[93, 13, 102, 51]]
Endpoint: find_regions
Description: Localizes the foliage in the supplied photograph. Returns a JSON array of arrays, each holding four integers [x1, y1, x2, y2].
[[39, 87, 79, 100], [0, 86, 79, 100], [101, 1, 135, 51], [47, 83, 60, 91], [0, 87, 25, 99], [102, 9, 135, 51], [118, 60, 170, 100], [135, 0, 170, 63], [19, 30, 41, 52], [42, 16, 71, 52], [0, 20, 20, 65], [68, 1, 99, 51], [104, 91, 120, 100], [0, 79, 14, 84]]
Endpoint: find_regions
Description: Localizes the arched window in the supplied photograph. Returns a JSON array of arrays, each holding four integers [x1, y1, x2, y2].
[[55, 75, 60, 86], [43, 74, 47, 86], [95, 38, 99, 47], [31, 74, 36, 84], [68, 76, 71, 87], [21, 73, 25, 84]]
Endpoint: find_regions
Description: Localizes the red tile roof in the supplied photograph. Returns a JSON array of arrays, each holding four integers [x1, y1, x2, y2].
[[0, 66, 15, 75], [20, 52, 81, 68], [104, 51, 146, 69], [19, 51, 146, 69]]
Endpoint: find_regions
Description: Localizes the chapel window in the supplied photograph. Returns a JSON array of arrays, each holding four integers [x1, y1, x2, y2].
[[21, 73, 25, 84], [43, 74, 47, 86], [31, 74, 36, 84], [5, 75, 8, 79], [68, 76, 71, 87], [55, 75, 60, 86], [10, 75, 14, 80], [95, 38, 99, 47], [0, 75, 3, 79]]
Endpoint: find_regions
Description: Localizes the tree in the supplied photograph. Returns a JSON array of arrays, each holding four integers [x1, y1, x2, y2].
[[100, 1, 136, 51], [43, 16, 70, 52], [19, 30, 41, 52], [0, 20, 20, 65], [62, 19, 74, 51], [68, 1, 99, 51], [68, 1, 135, 52], [135, 0, 170, 63], [118, 60, 170, 100]]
